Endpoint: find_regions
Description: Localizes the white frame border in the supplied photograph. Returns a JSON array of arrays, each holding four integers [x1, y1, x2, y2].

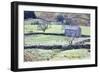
[[18, 5, 96, 68]]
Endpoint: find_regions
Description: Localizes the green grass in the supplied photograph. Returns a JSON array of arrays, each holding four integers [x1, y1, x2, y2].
[[24, 24, 64, 33], [24, 34, 72, 46], [24, 24, 90, 61], [80, 26, 90, 35], [46, 25, 64, 33], [24, 24, 90, 36], [24, 24, 90, 46], [51, 49, 90, 60], [24, 23, 90, 61]]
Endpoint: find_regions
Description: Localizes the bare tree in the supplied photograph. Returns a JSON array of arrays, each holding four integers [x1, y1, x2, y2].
[[38, 23, 48, 32]]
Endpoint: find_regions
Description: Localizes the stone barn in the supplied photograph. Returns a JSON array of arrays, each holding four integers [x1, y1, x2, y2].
[[64, 25, 81, 37]]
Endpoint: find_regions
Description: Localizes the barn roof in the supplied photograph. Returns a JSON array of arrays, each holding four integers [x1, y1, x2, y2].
[[64, 25, 80, 30]]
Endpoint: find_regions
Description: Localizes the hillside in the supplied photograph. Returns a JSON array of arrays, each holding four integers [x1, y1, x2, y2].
[[34, 11, 90, 26]]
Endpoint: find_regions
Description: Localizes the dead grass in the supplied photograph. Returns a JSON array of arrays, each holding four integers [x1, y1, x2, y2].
[[24, 49, 90, 62], [24, 51, 40, 61]]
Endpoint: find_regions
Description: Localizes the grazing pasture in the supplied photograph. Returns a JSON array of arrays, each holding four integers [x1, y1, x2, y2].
[[24, 22, 90, 61]]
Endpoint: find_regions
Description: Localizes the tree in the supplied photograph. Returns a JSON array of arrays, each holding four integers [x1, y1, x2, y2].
[[65, 32, 77, 49], [56, 15, 64, 23], [24, 11, 36, 19], [38, 23, 48, 32]]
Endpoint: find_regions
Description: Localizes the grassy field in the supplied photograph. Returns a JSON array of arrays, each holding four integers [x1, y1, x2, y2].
[[24, 24, 64, 33], [24, 34, 70, 46], [24, 23, 90, 61], [24, 24, 90, 35], [24, 48, 90, 61], [80, 26, 90, 36], [24, 24, 90, 46]]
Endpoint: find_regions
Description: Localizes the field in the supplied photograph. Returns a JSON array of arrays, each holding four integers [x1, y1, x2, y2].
[[24, 24, 90, 35], [24, 23, 90, 62], [24, 24, 90, 46], [24, 48, 90, 61]]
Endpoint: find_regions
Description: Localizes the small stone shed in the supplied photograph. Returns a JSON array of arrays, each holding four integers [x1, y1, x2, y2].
[[64, 25, 81, 37]]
